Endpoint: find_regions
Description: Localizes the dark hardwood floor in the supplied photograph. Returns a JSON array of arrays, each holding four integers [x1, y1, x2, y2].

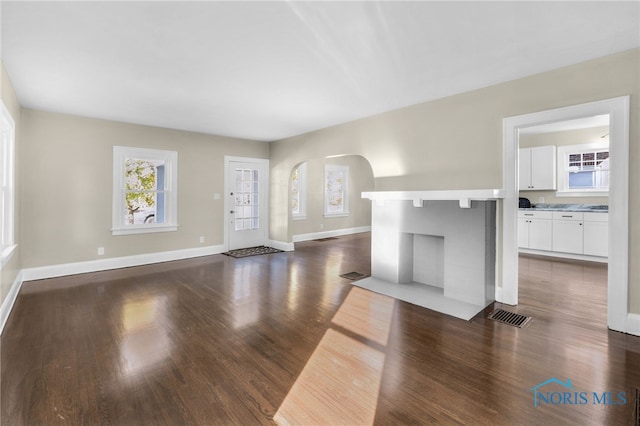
[[2, 233, 639, 425]]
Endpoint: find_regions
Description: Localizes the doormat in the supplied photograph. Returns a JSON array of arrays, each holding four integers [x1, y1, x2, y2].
[[339, 271, 369, 281], [487, 309, 532, 328], [222, 246, 283, 258]]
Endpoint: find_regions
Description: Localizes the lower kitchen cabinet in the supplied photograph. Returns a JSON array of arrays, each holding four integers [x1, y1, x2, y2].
[[583, 212, 609, 257], [518, 211, 552, 251], [552, 213, 584, 254], [519, 210, 608, 258]]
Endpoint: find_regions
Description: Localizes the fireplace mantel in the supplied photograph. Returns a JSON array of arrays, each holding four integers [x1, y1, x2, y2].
[[362, 189, 504, 208], [355, 189, 504, 320]]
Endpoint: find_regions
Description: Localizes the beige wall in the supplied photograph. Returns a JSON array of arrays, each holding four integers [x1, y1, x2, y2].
[[269, 48, 640, 313], [519, 126, 610, 205], [1, 62, 22, 305], [4, 49, 640, 315], [21, 110, 268, 268], [290, 155, 373, 238]]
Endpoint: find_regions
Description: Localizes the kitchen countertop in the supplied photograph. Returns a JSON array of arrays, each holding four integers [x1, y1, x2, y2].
[[519, 203, 608, 213]]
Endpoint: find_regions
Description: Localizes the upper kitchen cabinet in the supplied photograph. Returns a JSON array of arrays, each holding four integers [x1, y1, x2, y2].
[[519, 145, 556, 191]]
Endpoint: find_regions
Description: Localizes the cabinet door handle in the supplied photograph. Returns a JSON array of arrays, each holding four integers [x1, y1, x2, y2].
[[562, 215, 573, 218]]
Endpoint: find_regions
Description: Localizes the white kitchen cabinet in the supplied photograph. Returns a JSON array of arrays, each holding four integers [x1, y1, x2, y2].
[[519, 209, 608, 259], [518, 211, 552, 250], [519, 146, 556, 191], [583, 212, 608, 257], [552, 212, 583, 254]]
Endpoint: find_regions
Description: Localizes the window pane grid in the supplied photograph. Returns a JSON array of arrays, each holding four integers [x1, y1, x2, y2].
[[567, 149, 609, 190], [124, 158, 165, 225], [235, 168, 259, 231], [326, 170, 345, 213]]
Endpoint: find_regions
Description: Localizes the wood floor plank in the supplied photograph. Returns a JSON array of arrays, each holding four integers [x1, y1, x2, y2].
[[1, 232, 639, 425]]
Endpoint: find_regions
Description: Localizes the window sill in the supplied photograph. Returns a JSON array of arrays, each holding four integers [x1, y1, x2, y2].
[[1, 244, 17, 268], [556, 191, 609, 198], [112, 225, 178, 236]]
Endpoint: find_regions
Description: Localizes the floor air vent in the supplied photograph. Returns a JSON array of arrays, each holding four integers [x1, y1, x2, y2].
[[340, 272, 368, 281], [488, 309, 532, 328]]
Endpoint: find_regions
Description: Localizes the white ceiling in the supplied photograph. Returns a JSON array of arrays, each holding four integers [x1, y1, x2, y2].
[[2, 1, 639, 142]]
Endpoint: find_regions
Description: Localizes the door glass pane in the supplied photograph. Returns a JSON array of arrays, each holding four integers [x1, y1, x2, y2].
[[234, 168, 260, 231]]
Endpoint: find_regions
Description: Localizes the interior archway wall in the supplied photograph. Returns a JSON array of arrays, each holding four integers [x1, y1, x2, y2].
[[268, 48, 639, 312], [286, 155, 374, 242]]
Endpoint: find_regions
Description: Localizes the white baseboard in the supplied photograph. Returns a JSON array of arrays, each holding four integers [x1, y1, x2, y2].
[[269, 240, 295, 252], [0, 270, 23, 336], [519, 248, 608, 263], [22, 244, 226, 282], [292, 226, 371, 243]]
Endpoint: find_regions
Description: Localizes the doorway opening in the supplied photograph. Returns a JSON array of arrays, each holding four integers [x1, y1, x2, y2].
[[502, 96, 630, 333]]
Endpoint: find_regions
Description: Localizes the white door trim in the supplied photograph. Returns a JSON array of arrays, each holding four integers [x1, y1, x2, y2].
[[501, 96, 630, 334], [224, 156, 270, 250]]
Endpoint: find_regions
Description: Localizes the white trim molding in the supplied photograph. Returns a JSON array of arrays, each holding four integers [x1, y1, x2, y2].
[[518, 248, 608, 264], [293, 226, 371, 243], [112, 146, 179, 236], [502, 96, 630, 334], [22, 244, 225, 282], [0, 270, 23, 336], [269, 239, 295, 252]]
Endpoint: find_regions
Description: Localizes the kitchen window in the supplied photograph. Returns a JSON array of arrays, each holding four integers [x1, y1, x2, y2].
[[557, 142, 609, 197], [112, 146, 178, 235]]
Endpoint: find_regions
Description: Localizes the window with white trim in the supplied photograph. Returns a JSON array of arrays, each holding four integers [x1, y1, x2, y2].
[[291, 162, 307, 219], [324, 164, 349, 217], [112, 146, 178, 235], [557, 142, 609, 197], [0, 101, 16, 264]]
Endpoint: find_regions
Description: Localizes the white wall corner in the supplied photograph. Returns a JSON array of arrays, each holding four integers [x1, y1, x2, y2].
[[495, 286, 503, 303], [0, 270, 24, 336], [624, 313, 640, 337]]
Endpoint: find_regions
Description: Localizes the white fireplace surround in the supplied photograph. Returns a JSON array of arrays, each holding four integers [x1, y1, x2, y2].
[[358, 189, 504, 320]]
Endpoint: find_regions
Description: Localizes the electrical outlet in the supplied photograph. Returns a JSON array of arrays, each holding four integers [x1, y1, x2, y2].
[[199, 236, 205, 243], [97, 247, 105, 256], [538, 197, 545, 203]]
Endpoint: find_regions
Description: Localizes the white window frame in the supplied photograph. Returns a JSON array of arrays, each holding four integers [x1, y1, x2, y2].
[[291, 162, 307, 220], [0, 101, 16, 266], [556, 141, 609, 197], [112, 146, 178, 235], [324, 164, 349, 217]]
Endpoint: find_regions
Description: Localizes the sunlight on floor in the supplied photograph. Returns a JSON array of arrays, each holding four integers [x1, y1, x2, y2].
[[274, 287, 396, 425]]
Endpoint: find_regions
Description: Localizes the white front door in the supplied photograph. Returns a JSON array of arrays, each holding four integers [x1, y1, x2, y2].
[[226, 158, 268, 250]]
